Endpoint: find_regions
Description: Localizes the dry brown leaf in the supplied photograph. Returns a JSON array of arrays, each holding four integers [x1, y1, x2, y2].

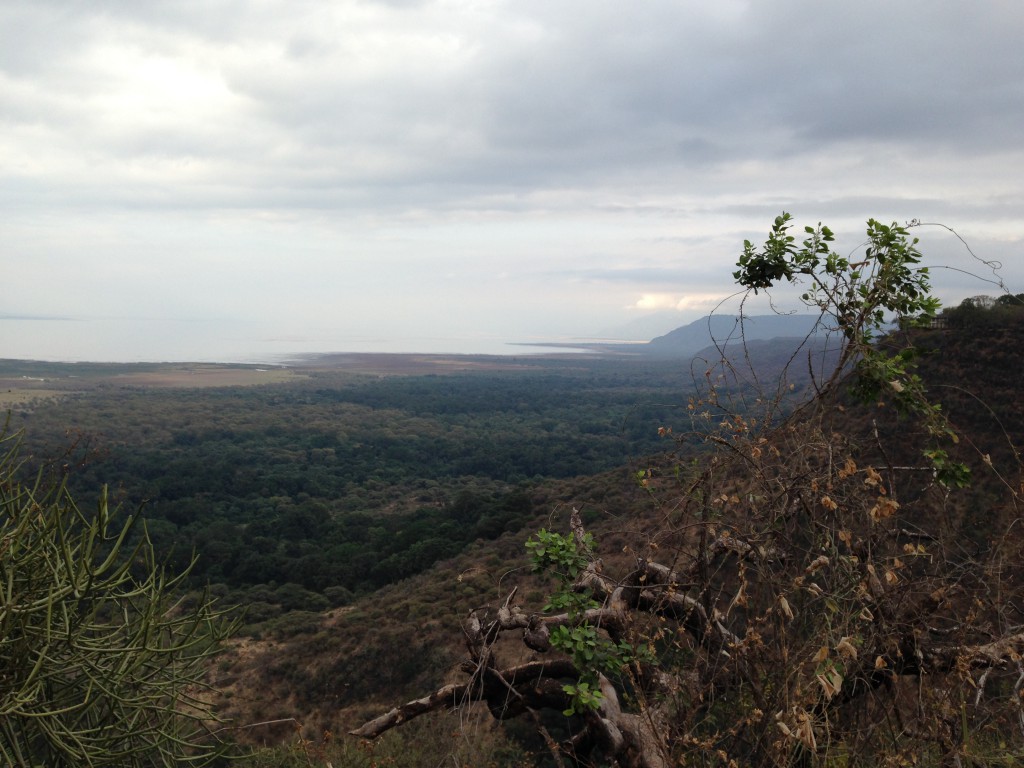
[[779, 595, 794, 620], [805, 555, 830, 574], [836, 637, 859, 660]]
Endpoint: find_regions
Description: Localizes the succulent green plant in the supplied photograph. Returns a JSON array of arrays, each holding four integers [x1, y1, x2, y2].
[[0, 429, 236, 766]]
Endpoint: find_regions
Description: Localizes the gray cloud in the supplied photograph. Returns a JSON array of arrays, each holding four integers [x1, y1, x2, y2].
[[1, 0, 1021, 360]]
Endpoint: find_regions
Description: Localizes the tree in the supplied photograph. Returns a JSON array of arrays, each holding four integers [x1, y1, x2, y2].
[[353, 216, 1023, 767], [0, 429, 235, 766]]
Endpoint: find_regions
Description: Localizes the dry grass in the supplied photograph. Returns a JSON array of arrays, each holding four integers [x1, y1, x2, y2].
[[0, 388, 74, 408], [108, 366, 301, 389]]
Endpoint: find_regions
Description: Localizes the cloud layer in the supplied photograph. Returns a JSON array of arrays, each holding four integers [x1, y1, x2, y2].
[[3, 0, 1022, 359]]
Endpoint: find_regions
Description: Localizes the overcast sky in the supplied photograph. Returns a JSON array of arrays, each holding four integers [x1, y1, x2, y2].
[[3, 0, 1023, 361]]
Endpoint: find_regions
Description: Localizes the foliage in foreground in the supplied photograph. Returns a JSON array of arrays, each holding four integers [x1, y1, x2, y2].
[[354, 217, 1024, 767], [0, 429, 235, 766]]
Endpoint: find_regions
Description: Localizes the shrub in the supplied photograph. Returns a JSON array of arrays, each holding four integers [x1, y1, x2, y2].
[[0, 430, 235, 766]]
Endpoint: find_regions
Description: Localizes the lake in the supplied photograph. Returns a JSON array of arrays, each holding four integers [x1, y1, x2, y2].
[[0, 316, 589, 364]]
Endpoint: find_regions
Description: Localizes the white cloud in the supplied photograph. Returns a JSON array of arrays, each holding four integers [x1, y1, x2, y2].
[[631, 294, 677, 311], [629, 292, 731, 315], [1, 0, 1022, 360]]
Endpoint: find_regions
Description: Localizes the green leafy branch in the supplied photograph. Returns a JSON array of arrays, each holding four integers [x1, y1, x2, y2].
[[734, 213, 968, 487], [526, 527, 648, 715]]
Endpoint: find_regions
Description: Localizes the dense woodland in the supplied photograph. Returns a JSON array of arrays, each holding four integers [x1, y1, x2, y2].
[[6, 358, 712, 614]]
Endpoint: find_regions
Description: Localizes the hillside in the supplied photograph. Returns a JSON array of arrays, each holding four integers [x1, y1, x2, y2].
[[525, 312, 828, 359], [857, 315, 1024, 543], [644, 312, 825, 357], [214, 314, 1023, 763]]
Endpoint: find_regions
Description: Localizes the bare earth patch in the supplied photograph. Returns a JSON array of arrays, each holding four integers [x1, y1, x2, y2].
[[290, 352, 580, 375], [109, 366, 301, 388], [0, 365, 302, 408]]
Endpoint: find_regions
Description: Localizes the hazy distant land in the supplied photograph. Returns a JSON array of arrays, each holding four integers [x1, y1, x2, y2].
[[1, 313, 828, 409]]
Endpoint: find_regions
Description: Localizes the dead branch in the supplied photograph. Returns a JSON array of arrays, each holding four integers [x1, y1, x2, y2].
[[350, 683, 470, 739]]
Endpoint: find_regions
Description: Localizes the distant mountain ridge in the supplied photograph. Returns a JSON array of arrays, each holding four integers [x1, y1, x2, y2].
[[518, 313, 828, 359], [643, 313, 825, 358]]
